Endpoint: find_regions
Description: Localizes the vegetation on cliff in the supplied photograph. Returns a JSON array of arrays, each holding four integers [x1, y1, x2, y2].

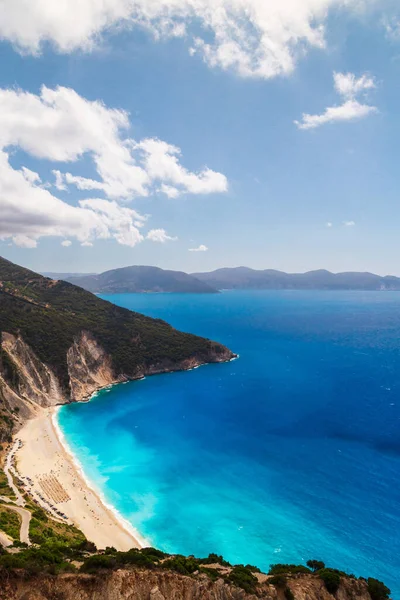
[[0, 256, 233, 394], [0, 544, 391, 600]]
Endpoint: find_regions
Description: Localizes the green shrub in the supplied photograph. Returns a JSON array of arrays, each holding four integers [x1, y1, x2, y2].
[[198, 553, 231, 567], [307, 560, 325, 572], [227, 565, 258, 593], [162, 556, 199, 575], [200, 566, 221, 581], [244, 563, 261, 573], [319, 569, 341, 594], [140, 547, 167, 560], [367, 578, 391, 600], [80, 554, 117, 572], [116, 549, 156, 568], [269, 564, 311, 575], [269, 574, 287, 587]]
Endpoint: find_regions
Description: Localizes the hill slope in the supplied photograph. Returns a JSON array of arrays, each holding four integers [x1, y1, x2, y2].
[[65, 266, 218, 294], [0, 257, 233, 442], [192, 267, 400, 291]]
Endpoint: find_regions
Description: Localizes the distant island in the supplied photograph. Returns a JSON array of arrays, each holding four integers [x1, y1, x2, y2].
[[52, 265, 219, 294], [45, 265, 400, 293], [192, 267, 400, 291]]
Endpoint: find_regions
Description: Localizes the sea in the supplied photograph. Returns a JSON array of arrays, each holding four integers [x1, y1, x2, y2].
[[57, 291, 400, 595]]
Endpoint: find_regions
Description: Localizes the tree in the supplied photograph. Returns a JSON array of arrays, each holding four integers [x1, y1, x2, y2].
[[307, 560, 325, 572], [367, 578, 391, 600]]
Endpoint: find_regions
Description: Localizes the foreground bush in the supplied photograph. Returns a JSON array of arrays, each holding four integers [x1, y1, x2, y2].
[[367, 578, 391, 600], [227, 565, 258, 593], [319, 569, 341, 594]]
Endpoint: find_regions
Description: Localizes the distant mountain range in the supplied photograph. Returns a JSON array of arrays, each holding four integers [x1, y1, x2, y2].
[[192, 267, 400, 291], [44, 265, 400, 293], [60, 266, 218, 294]]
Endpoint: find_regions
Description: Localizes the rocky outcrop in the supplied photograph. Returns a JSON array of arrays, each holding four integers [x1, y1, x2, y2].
[[2, 333, 65, 408], [0, 333, 67, 441], [67, 332, 126, 402], [0, 569, 374, 600]]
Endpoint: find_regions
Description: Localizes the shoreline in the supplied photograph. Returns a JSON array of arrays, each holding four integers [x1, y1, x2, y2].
[[51, 405, 148, 549], [14, 405, 146, 551]]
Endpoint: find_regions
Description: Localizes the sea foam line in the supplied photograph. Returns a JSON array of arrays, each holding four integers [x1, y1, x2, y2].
[[52, 406, 149, 549]]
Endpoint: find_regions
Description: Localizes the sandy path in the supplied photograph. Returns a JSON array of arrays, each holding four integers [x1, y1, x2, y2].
[[14, 408, 143, 551], [1, 504, 32, 544], [4, 440, 25, 506]]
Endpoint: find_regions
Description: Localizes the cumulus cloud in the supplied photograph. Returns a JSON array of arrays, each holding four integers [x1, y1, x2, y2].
[[146, 229, 177, 243], [61, 240, 72, 247], [0, 0, 377, 79], [0, 86, 226, 200], [343, 220, 355, 226], [326, 221, 333, 227], [333, 72, 375, 98], [0, 85, 227, 248], [295, 72, 377, 130], [189, 244, 208, 252]]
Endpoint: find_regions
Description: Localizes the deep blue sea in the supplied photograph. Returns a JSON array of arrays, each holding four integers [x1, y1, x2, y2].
[[58, 291, 400, 595]]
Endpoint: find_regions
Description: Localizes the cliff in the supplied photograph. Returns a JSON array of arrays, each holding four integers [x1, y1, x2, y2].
[[0, 567, 381, 600], [0, 257, 234, 441]]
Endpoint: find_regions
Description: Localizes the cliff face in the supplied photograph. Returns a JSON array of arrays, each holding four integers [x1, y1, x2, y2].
[[0, 569, 373, 600]]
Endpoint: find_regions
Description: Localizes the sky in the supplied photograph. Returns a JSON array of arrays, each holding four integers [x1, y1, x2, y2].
[[1, 1, 400, 275]]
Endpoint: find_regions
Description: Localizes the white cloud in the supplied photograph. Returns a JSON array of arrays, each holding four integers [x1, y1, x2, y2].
[[0, 85, 227, 249], [0, 86, 226, 201], [0, 0, 378, 79], [296, 100, 377, 130], [343, 220, 355, 226], [136, 138, 228, 196], [295, 72, 377, 130], [146, 228, 177, 243], [61, 240, 72, 247], [160, 184, 181, 199], [52, 170, 67, 191], [326, 221, 333, 227], [189, 244, 208, 252], [20, 166, 41, 184], [333, 72, 375, 99], [12, 234, 37, 248]]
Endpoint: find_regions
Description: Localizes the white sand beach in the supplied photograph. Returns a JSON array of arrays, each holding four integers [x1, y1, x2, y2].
[[14, 407, 143, 551]]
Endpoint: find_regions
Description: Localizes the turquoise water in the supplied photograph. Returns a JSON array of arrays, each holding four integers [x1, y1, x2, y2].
[[58, 291, 400, 594]]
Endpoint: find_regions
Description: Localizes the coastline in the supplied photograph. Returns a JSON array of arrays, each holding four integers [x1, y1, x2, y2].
[[14, 405, 145, 551]]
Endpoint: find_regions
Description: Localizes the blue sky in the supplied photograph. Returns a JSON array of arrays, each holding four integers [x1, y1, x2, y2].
[[1, 1, 400, 275]]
